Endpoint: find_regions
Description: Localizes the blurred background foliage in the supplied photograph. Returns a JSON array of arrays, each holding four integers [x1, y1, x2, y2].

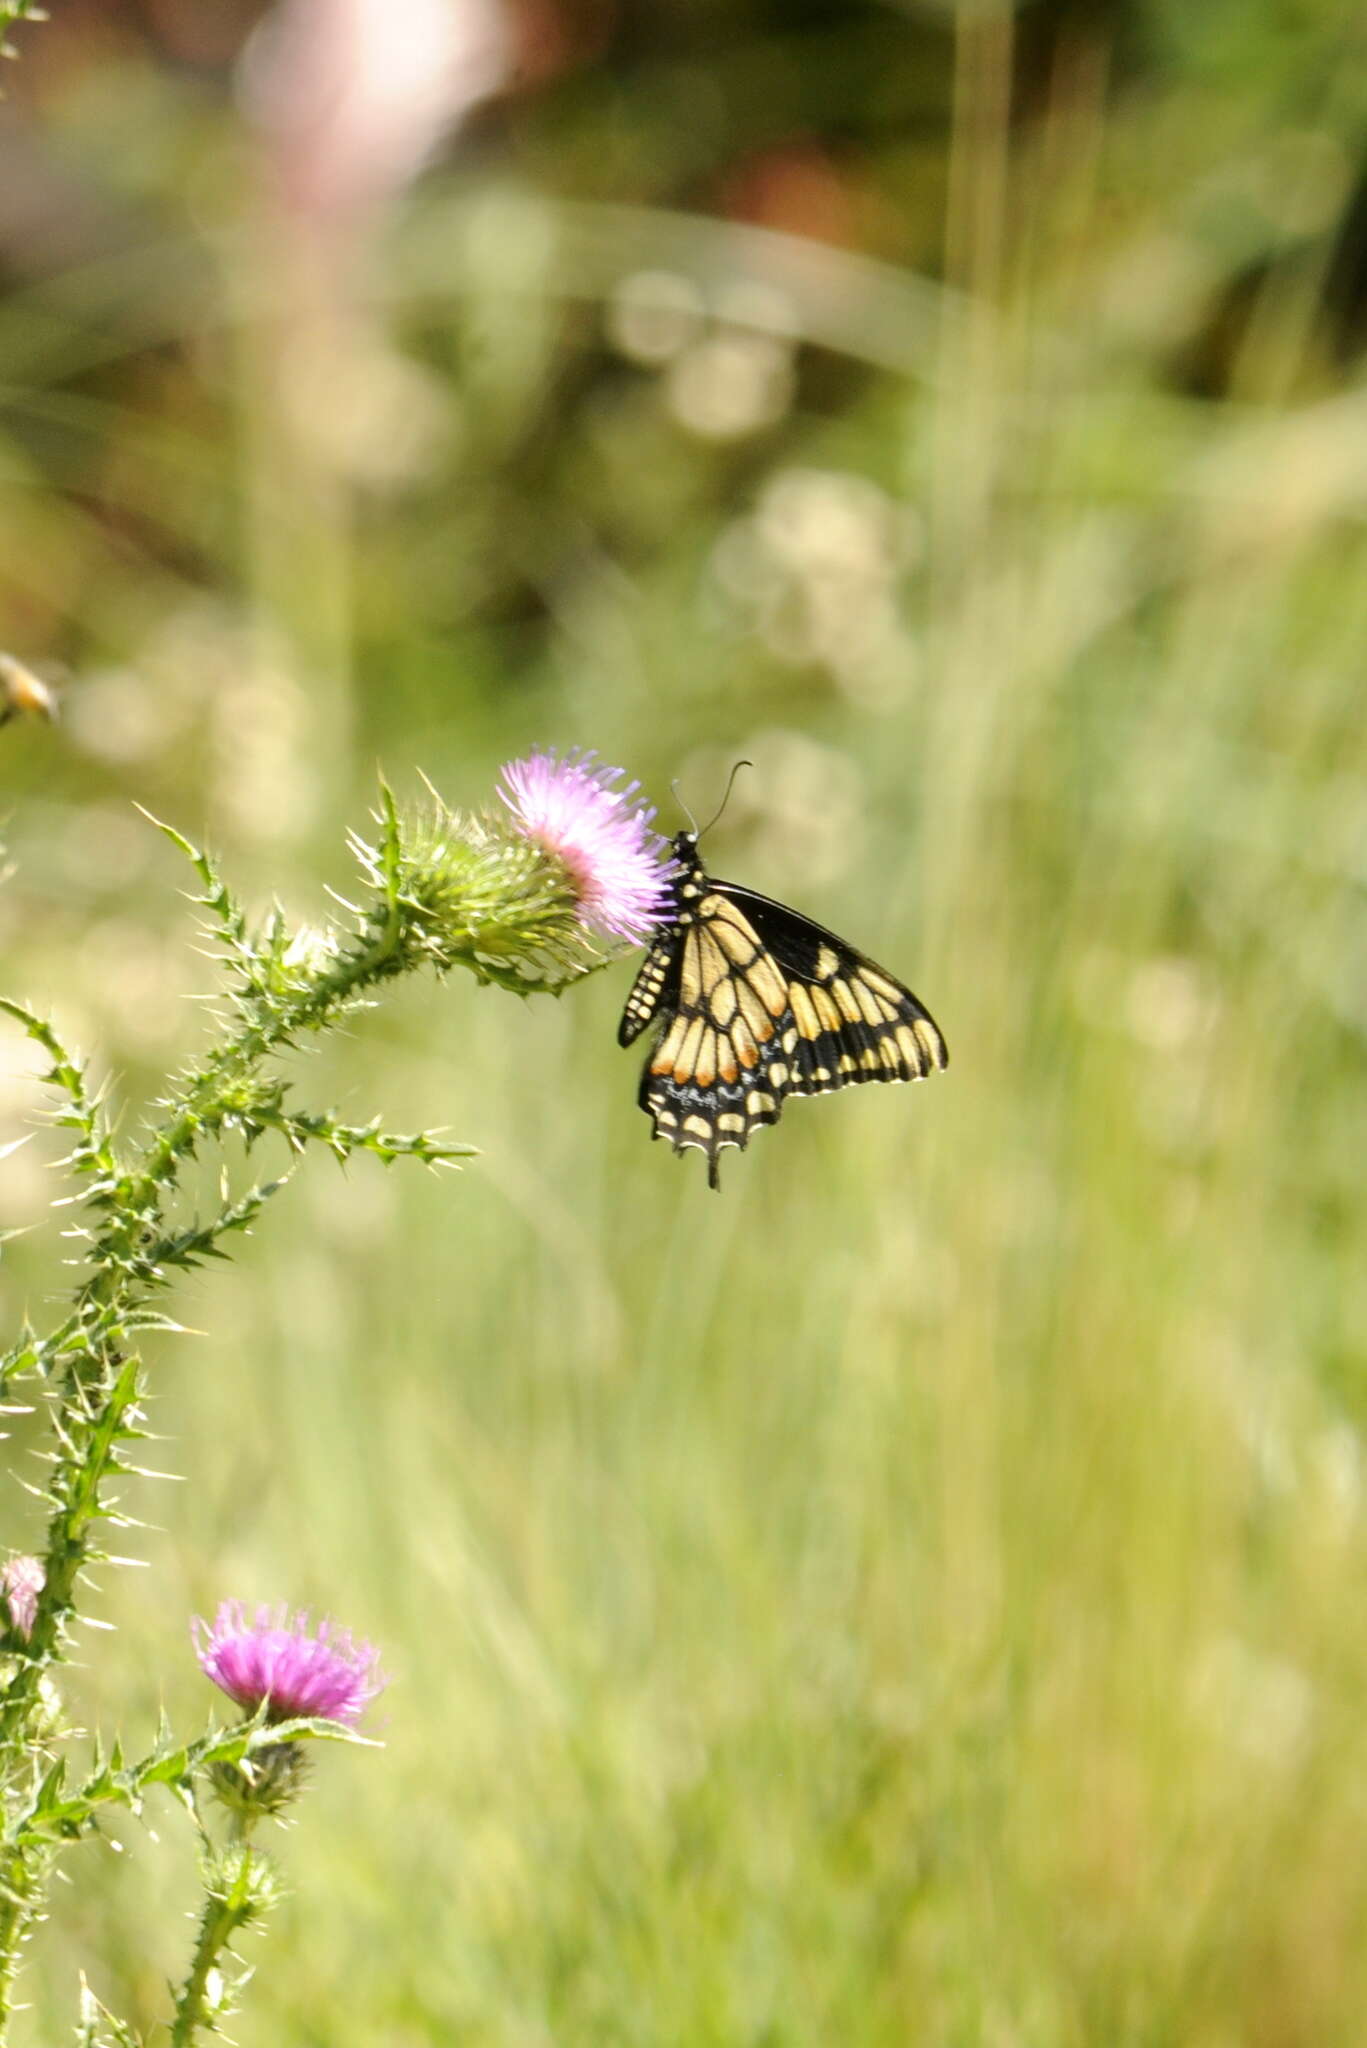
[[1, 0, 1365, 2040]]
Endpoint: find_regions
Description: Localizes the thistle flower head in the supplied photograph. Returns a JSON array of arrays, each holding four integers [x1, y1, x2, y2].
[[1, 1555, 43, 1640], [193, 1603, 384, 1726], [497, 748, 676, 944]]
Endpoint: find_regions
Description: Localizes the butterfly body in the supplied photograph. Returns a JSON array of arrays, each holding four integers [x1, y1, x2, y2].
[[620, 832, 947, 1188]]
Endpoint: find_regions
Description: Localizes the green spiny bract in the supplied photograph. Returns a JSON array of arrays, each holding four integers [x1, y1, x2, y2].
[[363, 791, 613, 994]]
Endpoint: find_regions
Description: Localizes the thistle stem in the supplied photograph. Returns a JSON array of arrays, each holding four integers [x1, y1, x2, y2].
[[108, 888, 404, 1258], [0, 1355, 138, 1752], [170, 1853, 259, 2048], [0, 1859, 38, 2040]]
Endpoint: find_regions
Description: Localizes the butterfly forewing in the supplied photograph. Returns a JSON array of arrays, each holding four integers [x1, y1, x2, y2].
[[622, 835, 947, 1188], [720, 884, 948, 1098]]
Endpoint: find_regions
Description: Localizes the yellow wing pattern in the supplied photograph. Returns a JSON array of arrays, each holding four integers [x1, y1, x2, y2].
[[621, 838, 946, 1189]]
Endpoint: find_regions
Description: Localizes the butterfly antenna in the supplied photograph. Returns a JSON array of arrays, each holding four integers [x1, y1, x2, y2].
[[697, 759, 753, 842], [670, 779, 701, 836]]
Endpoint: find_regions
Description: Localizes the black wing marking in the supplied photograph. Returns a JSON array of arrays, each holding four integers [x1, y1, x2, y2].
[[712, 882, 948, 1097]]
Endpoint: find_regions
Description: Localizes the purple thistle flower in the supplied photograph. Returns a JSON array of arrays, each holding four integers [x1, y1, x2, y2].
[[497, 748, 676, 944], [193, 1603, 384, 1727], [0, 1555, 43, 1640]]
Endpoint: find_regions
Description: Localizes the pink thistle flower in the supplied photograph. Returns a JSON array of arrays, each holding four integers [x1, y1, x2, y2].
[[193, 1603, 384, 1727], [497, 748, 676, 944], [0, 1555, 43, 1640]]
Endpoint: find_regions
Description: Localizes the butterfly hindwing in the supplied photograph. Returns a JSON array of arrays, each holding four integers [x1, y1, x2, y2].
[[624, 834, 947, 1189], [636, 895, 792, 1188]]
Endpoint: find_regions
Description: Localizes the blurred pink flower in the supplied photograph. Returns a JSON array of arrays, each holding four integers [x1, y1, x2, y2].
[[0, 1555, 43, 1641], [498, 749, 677, 944], [240, 0, 511, 224], [237, 0, 511, 489], [193, 1602, 384, 1726]]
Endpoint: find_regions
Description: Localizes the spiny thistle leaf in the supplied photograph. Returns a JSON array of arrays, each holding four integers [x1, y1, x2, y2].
[[76, 1975, 141, 2048], [11, 1713, 370, 1850], [138, 1178, 291, 1281], [134, 807, 248, 958], [0, 1000, 119, 1194], [253, 1105, 473, 1168]]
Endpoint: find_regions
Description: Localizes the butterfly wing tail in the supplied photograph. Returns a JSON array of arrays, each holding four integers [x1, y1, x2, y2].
[[638, 1064, 782, 1191]]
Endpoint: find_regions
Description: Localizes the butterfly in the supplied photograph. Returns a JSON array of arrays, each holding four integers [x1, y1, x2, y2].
[[0, 654, 58, 728], [619, 831, 947, 1188]]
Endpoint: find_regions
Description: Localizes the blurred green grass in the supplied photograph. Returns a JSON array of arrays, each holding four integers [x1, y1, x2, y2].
[[1, 1, 1366, 2041]]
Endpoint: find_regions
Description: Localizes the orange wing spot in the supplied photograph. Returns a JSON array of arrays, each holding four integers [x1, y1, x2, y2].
[[718, 1046, 740, 1084], [730, 1017, 760, 1068], [651, 1018, 686, 1075], [695, 1028, 718, 1089], [750, 957, 790, 1017], [736, 980, 772, 1040], [673, 1015, 705, 1084]]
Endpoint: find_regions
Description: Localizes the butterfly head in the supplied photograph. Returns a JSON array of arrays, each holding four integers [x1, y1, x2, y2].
[[667, 830, 708, 909]]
